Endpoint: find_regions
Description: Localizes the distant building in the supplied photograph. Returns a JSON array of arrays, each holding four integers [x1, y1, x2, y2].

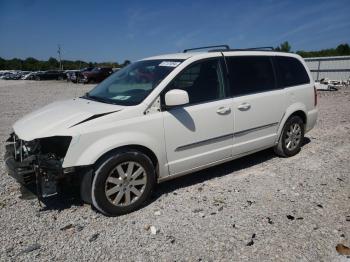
[[304, 56, 350, 81]]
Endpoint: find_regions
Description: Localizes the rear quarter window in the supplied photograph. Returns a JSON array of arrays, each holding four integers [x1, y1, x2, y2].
[[276, 56, 310, 87]]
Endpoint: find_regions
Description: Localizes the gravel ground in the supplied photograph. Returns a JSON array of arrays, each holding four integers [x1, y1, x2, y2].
[[0, 80, 349, 261]]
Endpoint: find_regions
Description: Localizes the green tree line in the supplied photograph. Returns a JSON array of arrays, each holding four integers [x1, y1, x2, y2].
[[1, 43, 349, 71], [296, 43, 350, 58], [0, 57, 131, 71], [274, 42, 350, 57]]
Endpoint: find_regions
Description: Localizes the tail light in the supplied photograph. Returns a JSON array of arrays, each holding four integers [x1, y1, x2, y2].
[[314, 85, 317, 107]]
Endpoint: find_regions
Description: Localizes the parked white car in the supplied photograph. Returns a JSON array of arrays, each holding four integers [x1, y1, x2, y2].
[[21, 71, 35, 80], [5, 45, 318, 216]]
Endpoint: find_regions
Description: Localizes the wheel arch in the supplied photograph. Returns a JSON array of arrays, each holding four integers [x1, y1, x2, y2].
[[290, 110, 307, 125], [276, 103, 308, 144], [94, 144, 159, 173]]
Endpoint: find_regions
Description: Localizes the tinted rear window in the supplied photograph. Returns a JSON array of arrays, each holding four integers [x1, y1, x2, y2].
[[226, 56, 276, 96], [276, 56, 310, 87]]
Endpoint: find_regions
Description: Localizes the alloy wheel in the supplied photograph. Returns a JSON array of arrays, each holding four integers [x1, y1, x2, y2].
[[284, 123, 302, 151], [104, 161, 147, 206]]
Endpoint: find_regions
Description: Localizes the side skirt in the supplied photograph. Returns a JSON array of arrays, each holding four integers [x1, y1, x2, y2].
[[157, 144, 273, 183]]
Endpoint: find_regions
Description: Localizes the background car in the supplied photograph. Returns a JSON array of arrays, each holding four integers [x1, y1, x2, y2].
[[34, 70, 66, 80], [0, 71, 29, 80], [66, 67, 94, 83], [82, 67, 113, 83], [21, 71, 37, 80], [0, 72, 16, 79], [65, 70, 80, 82]]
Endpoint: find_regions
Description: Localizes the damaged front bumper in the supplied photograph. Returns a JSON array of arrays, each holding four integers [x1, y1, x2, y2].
[[4, 133, 73, 198]]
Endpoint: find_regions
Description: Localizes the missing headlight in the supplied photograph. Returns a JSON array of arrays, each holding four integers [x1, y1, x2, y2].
[[6, 134, 71, 162], [39, 136, 72, 159]]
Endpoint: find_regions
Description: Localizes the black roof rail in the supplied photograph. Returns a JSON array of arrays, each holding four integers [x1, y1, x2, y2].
[[209, 46, 275, 52], [183, 45, 230, 53], [233, 46, 274, 51]]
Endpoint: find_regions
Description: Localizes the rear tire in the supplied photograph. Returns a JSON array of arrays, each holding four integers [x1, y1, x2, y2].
[[274, 115, 304, 157], [91, 150, 156, 216]]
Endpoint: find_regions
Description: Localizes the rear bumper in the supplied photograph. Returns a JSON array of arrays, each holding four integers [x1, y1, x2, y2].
[[81, 76, 89, 83], [306, 108, 318, 133]]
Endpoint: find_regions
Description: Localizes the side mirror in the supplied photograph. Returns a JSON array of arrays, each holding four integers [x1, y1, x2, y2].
[[165, 89, 189, 107]]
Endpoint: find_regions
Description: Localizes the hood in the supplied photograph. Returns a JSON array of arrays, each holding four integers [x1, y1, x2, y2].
[[13, 98, 124, 141]]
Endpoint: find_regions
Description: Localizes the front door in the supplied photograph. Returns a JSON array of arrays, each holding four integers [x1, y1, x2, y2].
[[162, 58, 233, 175]]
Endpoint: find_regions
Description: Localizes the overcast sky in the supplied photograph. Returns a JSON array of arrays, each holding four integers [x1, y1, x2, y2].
[[0, 0, 349, 63]]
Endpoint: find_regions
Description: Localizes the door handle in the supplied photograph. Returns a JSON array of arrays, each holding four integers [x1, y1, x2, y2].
[[216, 106, 231, 115], [237, 103, 251, 111]]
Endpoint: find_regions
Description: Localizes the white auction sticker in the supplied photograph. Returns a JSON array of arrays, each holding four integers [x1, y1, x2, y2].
[[113, 95, 131, 100], [159, 61, 181, 67]]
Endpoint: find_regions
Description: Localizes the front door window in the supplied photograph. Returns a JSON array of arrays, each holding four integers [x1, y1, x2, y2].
[[167, 58, 226, 105]]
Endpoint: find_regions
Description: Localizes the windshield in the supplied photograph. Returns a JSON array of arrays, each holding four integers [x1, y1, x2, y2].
[[85, 59, 183, 105]]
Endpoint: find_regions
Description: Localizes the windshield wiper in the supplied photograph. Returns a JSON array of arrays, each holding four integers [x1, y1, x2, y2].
[[82, 93, 117, 105]]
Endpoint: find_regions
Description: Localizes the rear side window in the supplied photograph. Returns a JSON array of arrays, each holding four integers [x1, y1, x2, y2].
[[226, 56, 276, 96], [276, 56, 310, 87]]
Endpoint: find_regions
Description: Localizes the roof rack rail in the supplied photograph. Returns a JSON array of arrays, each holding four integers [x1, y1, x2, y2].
[[233, 46, 274, 51], [183, 45, 230, 53], [208, 46, 274, 52]]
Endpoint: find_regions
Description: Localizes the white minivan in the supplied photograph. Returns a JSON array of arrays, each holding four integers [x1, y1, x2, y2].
[[5, 45, 318, 216]]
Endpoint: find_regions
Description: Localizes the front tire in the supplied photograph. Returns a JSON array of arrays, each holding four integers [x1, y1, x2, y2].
[[274, 115, 304, 157], [91, 150, 155, 216]]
